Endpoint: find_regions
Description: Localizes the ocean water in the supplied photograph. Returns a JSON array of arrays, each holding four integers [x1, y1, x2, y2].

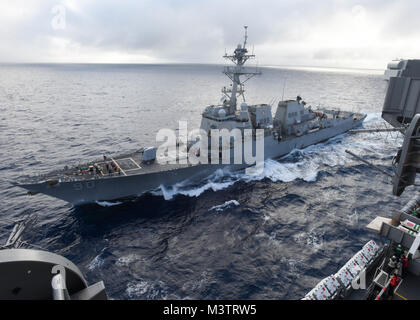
[[0, 63, 416, 299]]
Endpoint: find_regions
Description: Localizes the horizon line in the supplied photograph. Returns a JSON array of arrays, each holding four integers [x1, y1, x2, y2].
[[0, 61, 385, 72]]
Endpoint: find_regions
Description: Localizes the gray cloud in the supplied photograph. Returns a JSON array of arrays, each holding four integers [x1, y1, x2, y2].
[[0, 0, 419, 68]]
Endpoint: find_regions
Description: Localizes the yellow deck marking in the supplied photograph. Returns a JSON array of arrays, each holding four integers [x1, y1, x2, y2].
[[111, 157, 142, 172], [111, 158, 127, 176], [394, 291, 408, 300]]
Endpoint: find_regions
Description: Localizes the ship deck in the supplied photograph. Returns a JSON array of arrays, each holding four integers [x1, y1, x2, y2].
[[70, 151, 191, 178], [345, 264, 420, 300], [22, 150, 192, 184], [392, 272, 420, 300], [92, 152, 186, 177]]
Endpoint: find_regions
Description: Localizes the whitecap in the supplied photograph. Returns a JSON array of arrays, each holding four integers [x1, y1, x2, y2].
[[293, 231, 324, 252], [209, 200, 240, 212], [87, 253, 104, 270], [126, 280, 168, 299], [116, 254, 138, 267], [95, 200, 123, 207]]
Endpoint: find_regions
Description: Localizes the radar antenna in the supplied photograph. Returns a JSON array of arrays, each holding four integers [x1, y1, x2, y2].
[[243, 25, 248, 49], [222, 26, 261, 114]]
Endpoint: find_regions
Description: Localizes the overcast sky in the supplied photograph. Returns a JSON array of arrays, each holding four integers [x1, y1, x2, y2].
[[1, 0, 419, 69]]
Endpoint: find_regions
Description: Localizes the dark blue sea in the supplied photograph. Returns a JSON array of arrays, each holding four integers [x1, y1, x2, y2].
[[0, 63, 416, 299]]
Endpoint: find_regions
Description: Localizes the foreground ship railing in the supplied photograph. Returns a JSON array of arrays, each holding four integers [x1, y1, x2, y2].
[[0, 215, 107, 300], [303, 240, 384, 300], [304, 194, 420, 300]]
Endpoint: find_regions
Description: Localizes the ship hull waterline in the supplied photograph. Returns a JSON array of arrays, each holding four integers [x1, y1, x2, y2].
[[17, 116, 365, 205]]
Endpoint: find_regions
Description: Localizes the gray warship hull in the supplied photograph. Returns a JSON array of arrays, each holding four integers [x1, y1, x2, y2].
[[17, 115, 365, 205]]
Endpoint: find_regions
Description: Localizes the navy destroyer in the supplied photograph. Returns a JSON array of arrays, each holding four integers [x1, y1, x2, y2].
[[15, 27, 366, 205], [304, 60, 420, 300]]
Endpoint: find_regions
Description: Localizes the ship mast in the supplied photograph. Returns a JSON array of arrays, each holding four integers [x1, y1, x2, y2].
[[222, 26, 261, 115]]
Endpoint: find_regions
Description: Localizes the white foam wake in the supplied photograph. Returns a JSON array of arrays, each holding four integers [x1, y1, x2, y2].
[[150, 169, 236, 200], [96, 200, 123, 207]]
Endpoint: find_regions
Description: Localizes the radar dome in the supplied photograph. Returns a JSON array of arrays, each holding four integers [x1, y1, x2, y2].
[[241, 102, 248, 111], [218, 109, 226, 118]]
